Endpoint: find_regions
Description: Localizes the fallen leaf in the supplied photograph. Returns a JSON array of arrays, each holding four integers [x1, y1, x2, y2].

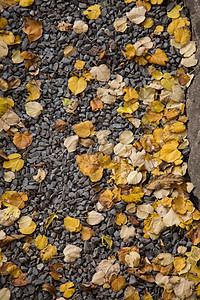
[[125, 251, 140, 267], [41, 244, 57, 261], [127, 171, 142, 185], [23, 17, 42, 42], [63, 244, 82, 263], [90, 64, 110, 82], [181, 54, 198, 67], [33, 169, 47, 183], [64, 45, 75, 57], [122, 44, 135, 59], [60, 282, 75, 299], [65, 98, 79, 113], [56, 21, 72, 32], [3, 153, 24, 172], [90, 98, 103, 111], [148, 48, 169, 66], [136, 204, 154, 219], [126, 6, 146, 24], [4, 171, 15, 182], [44, 213, 58, 229], [102, 234, 112, 250], [180, 41, 196, 57], [64, 216, 82, 232], [115, 212, 127, 226], [42, 283, 56, 298], [35, 235, 48, 250], [68, 76, 87, 95], [25, 101, 43, 117], [13, 131, 33, 149], [64, 135, 79, 152], [113, 18, 127, 32], [81, 226, 95, 241], [87, 211, 104, 225], [0, 288, 10, 300], [0, 17, 8, 29], [109, 274, 126, 292], [174, 26, 191, 46], [72, 121, 95, 138], [12, 50, 24, 64], [55, 120, 67, 133], [19, 0, 34, 7], [0, 39, 8, 58], [26, 80, 40, 101], [74, 59, 85, 70], [0, 206, 20, 226], [73, 20, 88, 34], [76, 153, 104, 182], [83, 4, 101, 20], [120, 225, 136, 242], [167, 4, 182, 19]]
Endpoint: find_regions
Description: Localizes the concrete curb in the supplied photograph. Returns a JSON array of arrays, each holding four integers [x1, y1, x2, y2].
[[186, 0, 200, 207]]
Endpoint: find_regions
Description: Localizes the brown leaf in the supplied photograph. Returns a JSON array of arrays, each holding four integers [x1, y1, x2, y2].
[[81, 226, 95, 241], [146, 174, 184, 190], [23, 17, 43, 42], [90, 98, 103, 111], [55, 120, 67, 133], [128, 216, 140, 227], [11, 272, 28, 286], [0, 150, 8, 161], [49, 262, 64, 280], [79, 138, 95, 148], [42, 283, 56, 297], [79, 283, 97, 292], [7, 77, 21, 90], [56, 21, 72, 32], [13, 131, 33, 149], [109, 274, 126, 292], [0, 234, 25, 246]]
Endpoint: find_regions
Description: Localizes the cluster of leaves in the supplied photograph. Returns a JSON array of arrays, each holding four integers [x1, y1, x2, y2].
[[0, 0, 199, 299]]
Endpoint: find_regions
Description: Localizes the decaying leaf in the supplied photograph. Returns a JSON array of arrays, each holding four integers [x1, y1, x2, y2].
[[126, 6, 146, 24], [23, 17, 42, 42], [109, 274, 126, 292], [55, 120, 67, 133], [73, 20, 88, 34], [87, 211, 104, 225], [64, 135, 79, 152], [102, 234, 112, 250], [33, 169, 47, 183], [83, 4, 101, 20], [63, 244, 82, 263], [64, 45, 75, 57], [13, 131, 33, 149], [44, 213, 58, 229], [42, 283, 56, 298], [120, 225, 136, 242], [56, 21, 72, 32], [90, 64, 111, 82], [0, 288, 11, 300], [114, 18, 128, 32], [25, 101, 43, 117], [60, 282, 75, 299]]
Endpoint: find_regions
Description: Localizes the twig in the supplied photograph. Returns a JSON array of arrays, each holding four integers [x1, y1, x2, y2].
[[84, 32, 92, 43]]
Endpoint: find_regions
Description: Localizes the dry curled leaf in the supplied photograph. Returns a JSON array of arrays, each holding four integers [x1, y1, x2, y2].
[[56, 21, 72, 32], [90, 64, 111, 82], [73, 20, 88, 34], [113, 18, 127, 32], [42, 283, 56, 298], [126, 6, 146, 24], [63, 244, 82, 263], [87, 211, 104, 225], [25, 101, 43, 117], [33, 169, 47, 183], [55, 120, 67, 133], [23, 17, 42, 42]]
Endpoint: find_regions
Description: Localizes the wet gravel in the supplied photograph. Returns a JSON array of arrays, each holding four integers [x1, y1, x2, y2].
[[0, 0, 194, 299]]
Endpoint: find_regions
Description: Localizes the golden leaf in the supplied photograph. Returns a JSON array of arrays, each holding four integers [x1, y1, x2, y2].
[[72, 120, 95, 138], [81, 226, 95, 241], [19, 0, 34, 7], [60, 282, 75, 299], [23, 17, 42, 42], [142, 17, 154, 29], [167, 5, 182, 19], [159, 141, 182, 163], [3, 153, 24, 172], [35, 235, 48, 250], [173, 257, 186, 272], [115, 212, 127, 226], [148, 48, 169, 66], [13, 131, 33, 149], [90, 98, 103, 111], [25, 101, 43, 117], [0, 17, 8, 29], [64, 216, 82, 232], [101, 234, 112, 250], [83, 4, 101, 20], [76, 153, 104, 182], [109, 274, 126, 292], [26, 80, 40, 101], [174, 26, 191, 46], [44, 213, 58, 229], [74, 60, 85, 70], [161, 73, 175, 91], [122, 44, 135, 59], [40, 244, 57, 261], [64, 45, 75, 57], [122, 187, 144, 203], [68, 76, 87, 95], [124, 87, 138, 102], [167, 17, 190, 35], [98, 190, 114, 210], [154, 25, 164, 35]]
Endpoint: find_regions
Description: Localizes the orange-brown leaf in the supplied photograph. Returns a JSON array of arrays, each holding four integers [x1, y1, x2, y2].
[[23, 17, 43, 42], [13, 131, 33, 149]]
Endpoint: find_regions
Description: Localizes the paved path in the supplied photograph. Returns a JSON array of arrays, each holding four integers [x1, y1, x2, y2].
[[186, 0, 200, 207]]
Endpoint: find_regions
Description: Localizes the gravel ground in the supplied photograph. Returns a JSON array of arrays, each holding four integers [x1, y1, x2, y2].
[[0, 0, 197, 299]]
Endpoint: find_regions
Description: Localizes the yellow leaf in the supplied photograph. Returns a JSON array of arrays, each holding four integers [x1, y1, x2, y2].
[[186, 246, 200, 265], [143, 291, 153, 300], [159, 141, 182, 163], [60, 282, 75, 299], [81, 226, 94, 241], [123, 87, 138, 102], [26, 80, 40, 101], [101, 234, 112, 250], [44, 213, 58, 229], [0, 18, 8, 30], [41, 244, 57, 261], [167, 5, 182, 19], [161, 73, 175, 91], [174, 26, 191, 46], [3, 153, 24, 172], [115, 212, 127, 226], [12, 50, 24, 64], [109, 274, 126, 292], [19, 0, 34, 7], [83, 4, 101, 20], [35, 235, 48, 250], [170, 122, 186, 134], [72, 120, 95, 138], [76, 153, 104, 182], [64, 216, 82, 232], [167, 17, 190, 35], [149, 101, 164, 113], [0, 97, 14, 116], [64, 45, 75, 57], [0, 31, 15, 45], [173, 256, 186, 272], [122, 44, 135, 59], [68, 76, 87, 95], [121, 187, 144, 203], [151, 0, 163, 4], [142, 18, 154, 29], [74, 60, 85, 70], [98, 190, 114, 209], [19, 220, 36, 234], [154, 25, 164, 35], [148, 48, 169, 66], [151, 70, 163, 80]]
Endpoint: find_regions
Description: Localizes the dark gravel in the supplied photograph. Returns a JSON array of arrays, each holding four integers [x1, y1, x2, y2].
[[0, 0, 194, 299]]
